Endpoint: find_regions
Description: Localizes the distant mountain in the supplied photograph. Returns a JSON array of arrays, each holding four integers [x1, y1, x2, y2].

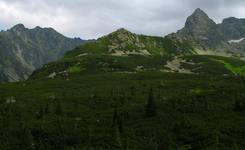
[[30, 8, 245, 80], [0, 24, 86, 82], [219, 17, 245, 40], [177, 8, 225, 49], [177, 8, 245, 57], [218, 17, 245, 53]]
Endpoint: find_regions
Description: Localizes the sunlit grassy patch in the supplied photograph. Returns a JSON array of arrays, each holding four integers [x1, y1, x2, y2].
[[213, 59, 245, 76], [67, 65, 81, 73]]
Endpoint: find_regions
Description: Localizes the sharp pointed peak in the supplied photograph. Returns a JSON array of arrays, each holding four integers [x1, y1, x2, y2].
[[178, 8, 216, 37], [191, 8, 208, 17], [185, 8, 214, 24]]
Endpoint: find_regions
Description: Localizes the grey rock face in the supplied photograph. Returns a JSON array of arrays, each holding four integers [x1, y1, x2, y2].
[[0, 24, 85, 82]]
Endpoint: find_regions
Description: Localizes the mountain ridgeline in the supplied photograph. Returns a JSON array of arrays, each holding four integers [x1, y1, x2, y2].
[[2, 9, 245, 82], [0, 24, 86, 82], [30, 8, 245, 80], [30, 28, 195, 79]]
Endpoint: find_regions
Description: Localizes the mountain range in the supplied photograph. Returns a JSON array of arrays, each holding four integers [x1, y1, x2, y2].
[[2, 8, 245, 82], [1, 8, 245, 149], [0, 24, 86, 82], [29, 8, 245, 80]]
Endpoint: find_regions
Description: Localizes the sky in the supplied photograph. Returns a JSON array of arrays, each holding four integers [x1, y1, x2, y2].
[[0, 0, 245, 39]]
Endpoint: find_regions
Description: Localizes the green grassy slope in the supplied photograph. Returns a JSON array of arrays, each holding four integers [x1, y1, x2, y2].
[[180, 55, 245, 76], [64, 29, 194, 59]]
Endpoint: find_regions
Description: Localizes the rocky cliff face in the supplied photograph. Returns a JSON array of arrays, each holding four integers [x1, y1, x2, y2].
[[177, 8, 245, 56], [219, 17, 245, 40], [0, 24, 85, 82], [177, 8, 225, 49]]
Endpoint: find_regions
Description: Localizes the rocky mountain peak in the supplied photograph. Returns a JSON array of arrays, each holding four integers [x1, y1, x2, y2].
[[115, 28, 129, 33], [192, 8, 207, 17], [106, 28, 136, 43], [109, 28, 133, 37], [184, 8, 216, 30], [0, 23, 85, 82], [177, 8, 225, 49], [11, 24, 26, 32]]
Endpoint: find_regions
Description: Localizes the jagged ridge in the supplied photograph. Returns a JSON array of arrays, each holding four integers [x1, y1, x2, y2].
[[0, 24, 86, 82]]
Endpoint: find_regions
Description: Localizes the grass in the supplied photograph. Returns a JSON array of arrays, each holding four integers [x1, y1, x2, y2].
[[212, 59, 245, 76], [67, 65, 81, 73]]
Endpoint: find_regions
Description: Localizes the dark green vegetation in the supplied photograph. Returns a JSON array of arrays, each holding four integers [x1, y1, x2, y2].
[[3, 47, 245, 150], [179, 55, 245, 76], [1, 8, 245, 150], [0, 72, 245, 149], [0, 24, 86, 82]]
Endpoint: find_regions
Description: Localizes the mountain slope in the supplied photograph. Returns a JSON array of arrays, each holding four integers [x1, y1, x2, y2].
[[30, 29, 245, 81], [29, 28, 197, 80], [0, 24, 86, 82], [65, 28, 194, 57], [29, 8, 245, 80]]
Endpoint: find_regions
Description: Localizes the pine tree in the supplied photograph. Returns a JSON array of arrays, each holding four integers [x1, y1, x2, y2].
[[215, 134, 219, 150], [21, 127, 35, 150], [55, 100, 63, 116], [36, 104, 44, 119], [111, 107, 123, 148], [112, 107, 123, 133], [233, 99, 242, 112], [145, 88, 157, 117], [44, 103, 49, 115]]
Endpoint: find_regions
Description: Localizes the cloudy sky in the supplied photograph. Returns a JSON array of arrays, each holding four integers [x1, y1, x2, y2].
[[1, 0, 245, 39]]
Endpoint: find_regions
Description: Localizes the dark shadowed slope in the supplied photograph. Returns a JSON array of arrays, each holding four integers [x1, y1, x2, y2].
[[0, 24, 87, 82]]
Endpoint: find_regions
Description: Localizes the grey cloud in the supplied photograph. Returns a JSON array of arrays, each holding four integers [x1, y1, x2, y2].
[[0, 0, 245, 39]]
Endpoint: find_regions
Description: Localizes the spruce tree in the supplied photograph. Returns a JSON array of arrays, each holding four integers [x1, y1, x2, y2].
[[55, 100, 63, 116], [36, 104, 44, 119], [44, 103, 49, 115], [233, 99, 242, 112], [112, 107, 123, 133], [145, 88, 157, 117], [112, 107, 122, 148]]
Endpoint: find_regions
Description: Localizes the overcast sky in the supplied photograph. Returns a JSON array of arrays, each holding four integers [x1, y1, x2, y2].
[[1, 0, 245, 39]]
